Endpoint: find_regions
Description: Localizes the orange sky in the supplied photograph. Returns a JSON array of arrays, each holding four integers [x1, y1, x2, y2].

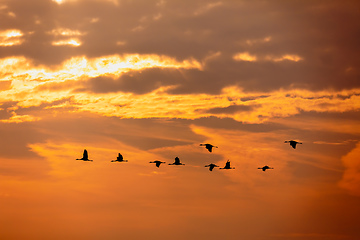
[[1, 1, 360, 239]]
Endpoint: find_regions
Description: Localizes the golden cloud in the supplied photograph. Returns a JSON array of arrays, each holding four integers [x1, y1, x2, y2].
[[233, 52, 303, 62], [1, 55, 360, 123], [0, 29, 24, 46], [51, 39, 82, 46]]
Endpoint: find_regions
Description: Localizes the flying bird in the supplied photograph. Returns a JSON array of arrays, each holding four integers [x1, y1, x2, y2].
[[149, 160, 166, 168], [169, 157, 185, 165], [76, 149, 93, 161], [111, 153, 128, 162], [285, 140, 302, 149], [205, 163, 219, 171], [258, 165, 274, 171], [200, 143, 218, 152], [219, 160, 234, 169]]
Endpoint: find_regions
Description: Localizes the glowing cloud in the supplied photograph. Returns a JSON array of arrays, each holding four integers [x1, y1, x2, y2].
[[267, 54, 303, 62], [1, 53, 360, 124], [48, 28, 84, 36], [0, 113, 40, 123], [52, 39, 82, 46], [0, 29, 24, 46], [233, 52, 257, 62], [244, 36, 272, 46], [233, 52, 302, 62]]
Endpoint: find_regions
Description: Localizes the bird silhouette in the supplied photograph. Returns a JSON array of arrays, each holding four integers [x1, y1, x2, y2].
[[219, 160, 234, 169], [76, 149, 93, 161], [258, 165, 274, 171], [149, 160, 166, 168], [285, 140, 302, 149], [200, 143, 218, 152], [169, 157, 185, 165], [111, 153, 128, 162], [205, 163, 219, 171]]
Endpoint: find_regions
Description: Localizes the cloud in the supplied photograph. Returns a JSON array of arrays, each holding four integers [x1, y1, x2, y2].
[[1, 0, 359, 92], [233, 52, 303, 62], [193, 1, 223, 16], [0, 29, 24, 46], [233, 52, 257, 62], [203, 104, 258, 114], [339, 143, 360, 196]]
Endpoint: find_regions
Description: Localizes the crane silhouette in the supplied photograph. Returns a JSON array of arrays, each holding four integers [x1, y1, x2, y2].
[[169, 157, 185, 165], [200, 143, 218, 152], [111, 153, 128, 162], [205, 163, 219, 171], [258, 165, 274, 171], [285, 140, 302, 149], [149, 160, 166, 168], [76, 149, 93, 161], [219, 160, 234, 169]]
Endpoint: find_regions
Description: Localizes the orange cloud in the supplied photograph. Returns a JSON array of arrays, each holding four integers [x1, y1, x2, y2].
[[233, 52, 257, 62], [339, 143, 360, 196], [51, 39, 82, 46], [233, 52, 303, 62], [0, 29, 24, 46], [1, 54, 360, 124]]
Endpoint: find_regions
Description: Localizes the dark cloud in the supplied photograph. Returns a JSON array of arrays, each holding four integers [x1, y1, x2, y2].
[[240, 95, 270, 102], [204, 104, 258, 114], [1, 0, 360, 92], [0, 101, 17, 120], [83, 68, 185, 94]]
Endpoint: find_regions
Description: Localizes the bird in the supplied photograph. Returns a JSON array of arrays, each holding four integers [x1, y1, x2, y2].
[[76, 149, 93, 161], [258, 165, 274, 171], [149, 160, 166, 168], [200, 143, 218, 152], [111, 153, 128, 162], [219, 160, 234, 169], [285, 140, 302, 149], [169, 157, 185, 165], [205, 163, 219, 171]]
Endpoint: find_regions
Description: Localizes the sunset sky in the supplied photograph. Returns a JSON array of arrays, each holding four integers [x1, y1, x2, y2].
[[1, 0, 360, 239]]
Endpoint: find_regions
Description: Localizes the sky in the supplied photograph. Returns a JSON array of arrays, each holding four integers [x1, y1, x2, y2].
[[1, 0, 360, 239]]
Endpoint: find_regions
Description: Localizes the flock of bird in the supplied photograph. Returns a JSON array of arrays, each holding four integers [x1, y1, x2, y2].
[[76, 140, 302, 172]]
